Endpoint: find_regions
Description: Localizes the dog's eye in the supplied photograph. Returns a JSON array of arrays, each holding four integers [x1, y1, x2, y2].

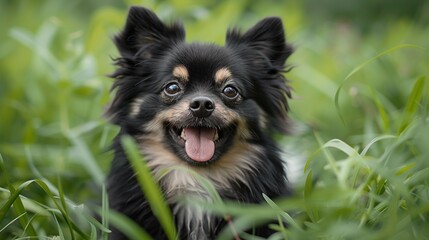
[[222, 86, 239, 99], [164, 83, 181, 96]]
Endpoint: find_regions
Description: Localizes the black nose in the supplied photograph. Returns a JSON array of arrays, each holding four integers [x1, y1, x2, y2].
[[189, 96, 215, 118]]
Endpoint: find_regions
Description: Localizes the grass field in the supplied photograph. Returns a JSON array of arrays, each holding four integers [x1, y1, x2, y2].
[[1, 0, 429, 239]]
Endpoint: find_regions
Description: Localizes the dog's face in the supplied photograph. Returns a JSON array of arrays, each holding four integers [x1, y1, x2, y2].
[[108, 7, 292, 181], [148, 51, 247, 165]]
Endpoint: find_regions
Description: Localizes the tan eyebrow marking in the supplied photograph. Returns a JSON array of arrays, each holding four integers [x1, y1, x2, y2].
[[172, 65, 189, 82], [215, 67, 232, 85]]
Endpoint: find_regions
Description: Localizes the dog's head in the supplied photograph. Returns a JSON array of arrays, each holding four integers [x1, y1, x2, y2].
[[108, 7, 292, 177]]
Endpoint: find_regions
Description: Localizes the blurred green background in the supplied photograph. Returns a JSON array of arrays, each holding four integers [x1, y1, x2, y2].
[[1, 0, 429, 239]]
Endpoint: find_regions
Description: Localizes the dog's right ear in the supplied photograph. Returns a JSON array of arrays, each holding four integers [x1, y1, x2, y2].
[[107, 7, 185, 124], [114, 7, 185, 58]]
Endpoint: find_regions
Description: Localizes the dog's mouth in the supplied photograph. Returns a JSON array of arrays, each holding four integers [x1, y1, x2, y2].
[[167, 124, 235, 164]]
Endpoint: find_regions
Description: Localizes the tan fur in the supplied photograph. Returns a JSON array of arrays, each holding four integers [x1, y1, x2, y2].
[[139, 98, 259, 187], [130, 97, 145, 117], [172, 65, 189, 82], [143, 100, 190, 134], [258, 109, 269, 130], [139, 97, 263, 189], [135, 96, 261, 236], [173, 203, 212, 239], [137, 130, 261, 238], [214, 67, 232, 85]]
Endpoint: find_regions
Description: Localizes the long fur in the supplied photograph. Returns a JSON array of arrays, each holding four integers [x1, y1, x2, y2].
[[107, 6, 293, 239]]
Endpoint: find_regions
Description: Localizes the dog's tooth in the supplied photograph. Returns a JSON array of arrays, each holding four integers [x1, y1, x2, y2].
[[214, 130, 219, 141], [181, 129, 186, 140]]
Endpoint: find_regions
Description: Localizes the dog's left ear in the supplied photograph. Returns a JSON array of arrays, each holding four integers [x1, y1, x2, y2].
[[226, 17, 292, 68], [226, 17, 293, 133]]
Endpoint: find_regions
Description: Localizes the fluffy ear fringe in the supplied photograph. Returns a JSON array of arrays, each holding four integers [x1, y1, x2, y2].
[[226, 17, 293, 68], [226, 17, 294, 133], [106, 7, 185, 124], [114, 6, 185, 58]]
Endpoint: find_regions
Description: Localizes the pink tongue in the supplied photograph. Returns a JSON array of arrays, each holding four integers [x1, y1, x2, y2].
[[184, 127, 215, 162]]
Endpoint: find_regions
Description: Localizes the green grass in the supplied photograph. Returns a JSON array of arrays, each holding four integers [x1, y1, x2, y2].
[[1, 0, 429, 239]]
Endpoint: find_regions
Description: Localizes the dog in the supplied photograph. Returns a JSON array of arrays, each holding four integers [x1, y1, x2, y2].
[[106, 6, 293, 239]]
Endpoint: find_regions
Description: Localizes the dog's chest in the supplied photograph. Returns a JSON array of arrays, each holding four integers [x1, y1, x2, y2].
[[161, 170, 222, 239], [173, 203, 217, 239]]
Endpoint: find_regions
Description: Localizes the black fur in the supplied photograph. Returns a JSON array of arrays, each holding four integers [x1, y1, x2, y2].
[[107, 6, 293, 239]]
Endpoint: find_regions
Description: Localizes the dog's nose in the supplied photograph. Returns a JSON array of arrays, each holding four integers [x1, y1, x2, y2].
[[189, 96, 215, 118]]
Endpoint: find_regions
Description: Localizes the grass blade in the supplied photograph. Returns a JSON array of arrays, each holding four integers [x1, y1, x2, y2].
[[360, 135, 396, 156], [398, 76, 426, 134], [0, 154, 37, 237], [371, 88, 391, 132], [102, 209, 152, 240], [121, 136, 177, 240], [304, 169, 319, 222], [57, 176, 75, 240], [53, 213, 66, 240], [314, 133, 339, 177], [0, 178, 90, 239], [66, 132, 104, 185], [101, 184, 110, 240], [335, 44, 422, 124], [90, 223, 97, 240], [263, 194, 302, 231], [323, 139, 358, 157], [0, 212, 26, 233]]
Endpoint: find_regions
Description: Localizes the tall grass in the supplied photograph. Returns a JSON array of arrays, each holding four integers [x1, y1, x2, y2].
[[1, 1, 428, 239]]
